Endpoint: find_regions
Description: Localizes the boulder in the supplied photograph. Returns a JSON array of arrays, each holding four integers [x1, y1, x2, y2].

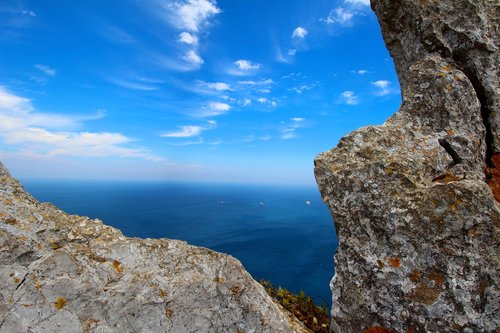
[[315, 0, 499, 332], [0, 162, 307, 333]]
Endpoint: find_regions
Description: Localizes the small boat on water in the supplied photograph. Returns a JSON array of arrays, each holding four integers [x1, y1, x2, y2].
[[259, 202, 265, 206], [305, 200, 311, 206]]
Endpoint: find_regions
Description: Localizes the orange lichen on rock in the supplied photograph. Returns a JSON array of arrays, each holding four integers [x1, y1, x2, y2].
[[388, 257, 401, 268], [411, 283, 440, 305], [442, 65, 452, 72], [112, 260, 124, 273], [428, 272, 444, 287], [487, 153, 500, 202], [408, 269, 421, 282], [432, 172, 461, 183], [213, 276, 224, 283], [362, 326, 393, 333], [54, 297, 67, 310]]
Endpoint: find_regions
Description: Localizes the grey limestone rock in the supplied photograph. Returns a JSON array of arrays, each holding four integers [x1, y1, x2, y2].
[[0, 162, 307, 333], [315, 0, 499, 332]]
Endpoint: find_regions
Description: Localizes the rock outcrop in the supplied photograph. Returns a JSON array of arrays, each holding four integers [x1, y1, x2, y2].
[[0, 162, 307, 333], [315, 0, 499, 332]]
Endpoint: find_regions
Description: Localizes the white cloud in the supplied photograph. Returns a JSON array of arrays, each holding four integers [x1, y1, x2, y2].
[[209, 101, 230, 111], [182, 50, 204, 66], [0, 86, 163, 161], [34, 64, 56, 76], [352, 69, 369, 75], [21, 10, 36, 17], [179, 32, 198, 45], [168, 0, 221, 32], [345, 0, 370, 6], [237, 79, 273, 86], [207, 120, 217, 125], [372, 80, 391, 95], [161, 125, 204, 138], [240, 98, 252, 107], [163, 0, 220, 72], [292, 27, 308, 39], [341, 90, 359, 105], [289, 84, 313, 94], [195, 101, 231, 117], [321, 7, 354, 25], [257, 98, 277, 108], [234, 60, 261, 70], [258, 89, 271, 94], [201, 81, 231, 91], [287, 49, 297, 56], [291, 117, 305, 122]]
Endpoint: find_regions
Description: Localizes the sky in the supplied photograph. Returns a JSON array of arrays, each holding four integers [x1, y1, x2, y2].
[[0, 0, 401, 185]]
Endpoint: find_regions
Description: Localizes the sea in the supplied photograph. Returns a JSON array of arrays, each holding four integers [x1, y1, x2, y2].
[[21, 180, 338, 306]]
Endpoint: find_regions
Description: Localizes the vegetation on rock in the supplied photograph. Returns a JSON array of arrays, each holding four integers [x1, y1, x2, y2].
[[260, 280, 329, 333]]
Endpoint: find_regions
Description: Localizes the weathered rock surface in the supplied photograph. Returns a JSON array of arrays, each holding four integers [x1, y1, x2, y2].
[[0, 162, 307, 333], [315, 0, 499, 332]]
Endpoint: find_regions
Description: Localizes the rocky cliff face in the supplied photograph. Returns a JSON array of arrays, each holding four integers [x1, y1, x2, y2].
[[0, 162, 307, 333], [314, 1, 499, 332]]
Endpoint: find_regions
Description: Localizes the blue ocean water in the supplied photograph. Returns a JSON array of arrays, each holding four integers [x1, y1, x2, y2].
[[21, 180, 338, 305]]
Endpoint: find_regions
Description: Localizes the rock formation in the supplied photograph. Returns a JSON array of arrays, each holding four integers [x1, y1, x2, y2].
[[315, 0, 499, 332], [0, 162, 307, 333]]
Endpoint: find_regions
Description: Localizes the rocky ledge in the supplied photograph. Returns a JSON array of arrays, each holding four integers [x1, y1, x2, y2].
[[315, 0, 499, 332], [0, 162, 307, 333]]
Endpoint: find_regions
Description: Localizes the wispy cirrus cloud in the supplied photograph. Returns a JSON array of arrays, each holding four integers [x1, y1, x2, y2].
[[34, 64, 56, 76], [109, 78, 160, 91], [0, 86, 163, 161], [289, 84, 314, 94], [281, 117, 306, 140], [199, 81, 231, 91], [21, 9, 36, 17], [100, 24, 136, 44], [237, 79, 273, 86], [161, 125, 204, 138], [345, 0, 370, 6], [320, 0, 370, 26], [320, 7, 354, 25], [161, 120, 217, 146]]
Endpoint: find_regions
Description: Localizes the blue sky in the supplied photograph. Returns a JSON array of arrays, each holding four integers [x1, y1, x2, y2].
[[0, 0, 400, 185]]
